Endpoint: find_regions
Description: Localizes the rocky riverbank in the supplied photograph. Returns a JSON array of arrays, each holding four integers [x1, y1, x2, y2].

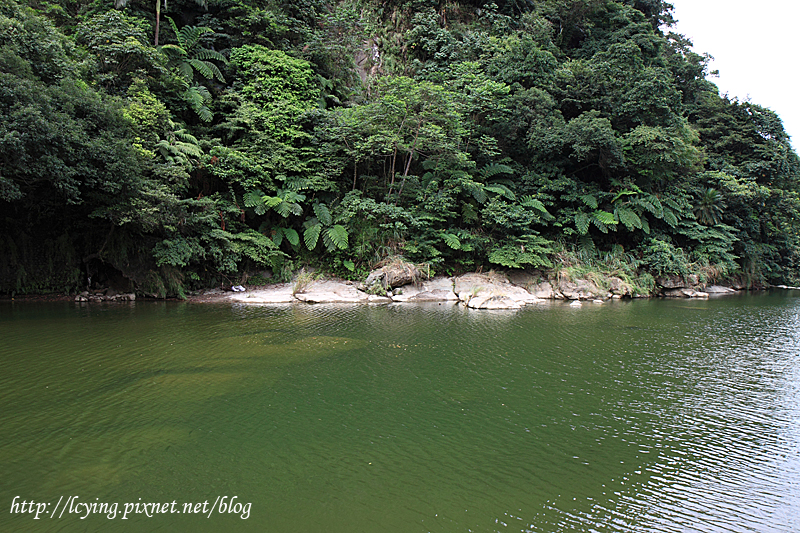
[[219, 267, 744, 310]]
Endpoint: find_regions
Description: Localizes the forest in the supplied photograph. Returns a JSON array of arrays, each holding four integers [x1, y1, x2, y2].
[[2, 0, 799, 297]]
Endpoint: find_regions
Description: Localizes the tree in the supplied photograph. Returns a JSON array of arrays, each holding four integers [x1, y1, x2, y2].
[[160, 18, 227, 121], [114, 0, 208, 46]]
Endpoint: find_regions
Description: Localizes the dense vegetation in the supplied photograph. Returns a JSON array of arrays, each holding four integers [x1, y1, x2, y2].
[[2, 0, 798, 296]]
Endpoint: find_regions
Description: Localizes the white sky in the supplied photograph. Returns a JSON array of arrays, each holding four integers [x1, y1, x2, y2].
[[667, 1, 799, 150]]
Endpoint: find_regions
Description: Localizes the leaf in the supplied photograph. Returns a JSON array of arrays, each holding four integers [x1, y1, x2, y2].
[[478, 163, 514, 180], [662, 207, 678, 227], [283, 228, 300, 246], [325, 225, 349, 250], [575, 212, 590, 235], [313, 203, 332, 225], [592, 210, 617, 233], [641, 215, 651, 234], [271, 228, 284, 246], [466, 182, 487, 204], [441, 233, 462, 249], [615, 206, 642, 231], [188, 58, 214, 79], [610, 188, 639, 204], [579, 194, 598, 209], [343, 260, 355, 272], [243, 190, 266, 215], [304, 223, 322, 250], [194, 48, 228, 64], [521, 195, 554, 220], [262, 195, 283, 208], [484, 184, 516, 201]]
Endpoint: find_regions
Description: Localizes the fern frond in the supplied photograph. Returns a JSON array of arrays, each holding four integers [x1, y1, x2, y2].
[[272, 227, 284, 246], [313, 203, 332, 226], [244, 190, 266, 215], [304, 223, 322, 250], [160, 44, 187, 60], [484, 184, 516, 201], [194, 48, 228, 64], [283, 228, 300, 246], [592, 210, 617, 233], [441, 233, 461, 249], [521, 195, 554, 220], [610, 188, 639, 204], [166, 17, 183, 48], [188, 58, 214, 79], [176, 62, 193, 82], [641, 215, 651, 234], [325, 225, 349, 250], [173, 141, 203, 158], [579, 194, 598, 209], [575, 212, 590, 235], [262, 196, 283, 209], [615, 206, 642, 231], [662, 207, 678, 227], [479, 163, 513, 180]]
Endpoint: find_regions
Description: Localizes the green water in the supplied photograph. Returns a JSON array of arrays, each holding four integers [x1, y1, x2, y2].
[[1, 295, 798, 532]]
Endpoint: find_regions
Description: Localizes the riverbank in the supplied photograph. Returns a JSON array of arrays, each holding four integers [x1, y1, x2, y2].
[[205, 269, 745, 309], [0, 268, 752, 307]]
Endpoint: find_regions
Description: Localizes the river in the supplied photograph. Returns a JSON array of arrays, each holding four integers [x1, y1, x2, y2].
[[1, 293, 798, 532]]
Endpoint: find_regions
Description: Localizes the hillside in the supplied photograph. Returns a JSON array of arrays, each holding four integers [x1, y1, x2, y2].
[[2, 0, 798, 296]]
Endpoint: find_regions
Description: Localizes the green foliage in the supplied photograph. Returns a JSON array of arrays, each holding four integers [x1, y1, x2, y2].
[[3, 0, 800, 294], [76, 11, 164, 91], [638, 237, 689, 277], [488, 235, 554, 269], [230, 45, 318, 114]]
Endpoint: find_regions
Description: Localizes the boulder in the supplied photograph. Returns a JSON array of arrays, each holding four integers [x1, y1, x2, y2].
[[294, 281, 369, 304], [454, 273, 540, 308], [391, 277, 458, 302], [556, 279, 605, 300], [705, 285, 736, 294], [466, 295, 523, 310], [656, 275, 685, 289], [662, 288, 709, 298], [607, 276, 631, 297], [361, 261, 428, 291], [230, 284, 296, 303], [528, 281, 557, 299]]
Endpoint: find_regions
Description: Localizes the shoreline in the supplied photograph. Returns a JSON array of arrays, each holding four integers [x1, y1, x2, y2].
[[0, 271, 761, 308]]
